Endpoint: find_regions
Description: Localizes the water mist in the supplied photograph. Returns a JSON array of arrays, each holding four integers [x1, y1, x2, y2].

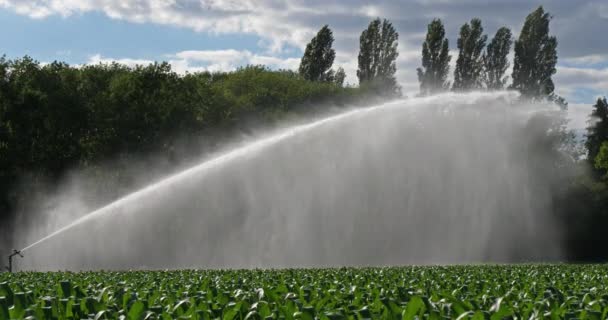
[[12, 92, 567, 270]]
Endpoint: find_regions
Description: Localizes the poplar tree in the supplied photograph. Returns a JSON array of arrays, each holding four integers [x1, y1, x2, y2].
[[511, 6, 557, 100], [357, 18, 400, 95], [453, 18, 487, 91], [299, 25, 336, 82], [483, 27, 513, 90], [417, 19, 451, 95]]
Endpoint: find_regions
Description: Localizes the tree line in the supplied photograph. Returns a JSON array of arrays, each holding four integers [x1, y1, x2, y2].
[[300, 6, 561, 104]]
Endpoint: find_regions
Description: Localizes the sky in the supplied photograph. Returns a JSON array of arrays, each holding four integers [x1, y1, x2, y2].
[[0, 0, 606, 130]]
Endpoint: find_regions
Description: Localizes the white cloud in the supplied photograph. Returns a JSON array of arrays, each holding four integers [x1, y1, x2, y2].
[[3, 1, 605, 54], [88, 54, 154, 67], [0, 0, 326, 53], [554, 66, 608, 100], [556, 67, 608, 88], [87, 50, 300, 74], [563, 54, 608, 67]]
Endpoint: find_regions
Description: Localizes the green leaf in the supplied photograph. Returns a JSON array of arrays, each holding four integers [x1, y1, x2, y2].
[[449, 296, 472, 316], [245, 310, 261, 320], [471, 311, 485, 320], [94, 310, 107, 320], [251, 301, 271, 318], [222, 302, 241, 320], [402, 296, 425, 320], [172, 299, 191, 316], [128, 301, 145, 320], [455, 311, 474, 320]]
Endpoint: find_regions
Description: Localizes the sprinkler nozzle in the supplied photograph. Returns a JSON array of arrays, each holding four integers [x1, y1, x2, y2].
[[6, 249, 23, 273]]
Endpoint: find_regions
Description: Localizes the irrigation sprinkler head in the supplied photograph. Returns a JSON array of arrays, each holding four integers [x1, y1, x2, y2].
[[6, 249, 23, 273]]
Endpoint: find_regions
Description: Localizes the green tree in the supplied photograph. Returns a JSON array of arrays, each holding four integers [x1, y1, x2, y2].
[[333, 67, 346, 87], [511, 6, 557, 100], [299, 25, 336, 82], [586, 97, 608, 170], [417, 19, 451, 95], [483, 27, 512, 90], [453, 18, 487, 91], [595, 141, 608, 177], [357, 18, 400, 95]]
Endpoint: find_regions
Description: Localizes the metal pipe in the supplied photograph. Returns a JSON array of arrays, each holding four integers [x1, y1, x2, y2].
[[5, 249, 23, 273]]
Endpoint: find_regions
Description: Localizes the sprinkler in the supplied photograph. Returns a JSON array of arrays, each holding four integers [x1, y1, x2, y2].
[[5, 249, 23, 273]]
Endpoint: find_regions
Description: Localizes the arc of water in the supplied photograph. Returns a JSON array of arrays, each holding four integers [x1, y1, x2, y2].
[[19, 91, 524, 255], [20, 99, 408, 253]]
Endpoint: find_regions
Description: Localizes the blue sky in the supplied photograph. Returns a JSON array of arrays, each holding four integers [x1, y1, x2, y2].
[[0, 0, 606, 129], [0, 10, 264, 61]]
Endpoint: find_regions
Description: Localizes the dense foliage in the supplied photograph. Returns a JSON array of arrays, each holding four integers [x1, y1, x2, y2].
[[2, 265, 608, 320]]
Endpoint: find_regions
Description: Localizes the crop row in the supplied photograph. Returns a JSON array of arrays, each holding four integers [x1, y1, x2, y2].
[[1, 265, 608, 319]]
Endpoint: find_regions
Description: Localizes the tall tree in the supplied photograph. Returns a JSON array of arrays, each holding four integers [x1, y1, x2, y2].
[[299, 25, 336, 82], [357, 18, 400, 95], [511, 6, 557, 100], [483, 27, 512, 90], [417, 19, 451, 95], [333, 67, 346, 87], [453, 18, 487, 91], [586, 97, 608, 170]]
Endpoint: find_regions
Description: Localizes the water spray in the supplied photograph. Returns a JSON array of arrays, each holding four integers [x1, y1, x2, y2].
[[6, 249, 23, 273], [14, 92, 565, 270]]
